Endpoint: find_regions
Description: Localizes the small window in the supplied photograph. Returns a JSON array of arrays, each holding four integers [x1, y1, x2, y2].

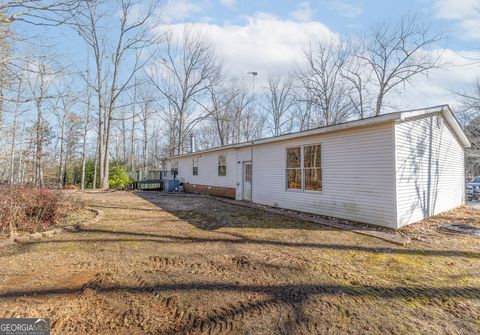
[[245, 163, 252, 182], [193, 158, 199, 175], [171, 160, 178, 178], [218, 155, 226, 176], [286, 147, 301, 189]]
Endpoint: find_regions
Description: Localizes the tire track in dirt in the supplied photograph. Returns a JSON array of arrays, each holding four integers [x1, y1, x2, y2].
[[124, 258, 295, 335], [160, 299, 291, 335], [146, 254, 307, 284], [147, 256, 228, 277]]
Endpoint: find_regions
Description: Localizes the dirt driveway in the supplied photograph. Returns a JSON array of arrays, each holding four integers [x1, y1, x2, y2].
[[0, 191, 479, 335]]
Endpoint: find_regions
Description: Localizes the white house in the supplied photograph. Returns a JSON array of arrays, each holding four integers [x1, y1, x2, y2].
[[164, 105, 470, 229]]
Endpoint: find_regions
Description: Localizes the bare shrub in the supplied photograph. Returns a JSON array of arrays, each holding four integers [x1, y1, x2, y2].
[[0, 186, 82, 237]]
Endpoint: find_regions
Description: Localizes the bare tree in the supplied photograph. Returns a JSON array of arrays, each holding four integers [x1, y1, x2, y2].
[[456, 79, 480, 176], [26, 59, 57, 187], [80, 86, 90, 190], [358, 15, 444, 115], [296, 40, 355, 127], [201, 83, 241, 146], [0, 0, 78, 25], [147, 29, 223, 155], [52, 87, 78, 187], [72, 0, 158, 189], [263, 77, 295, 136], [342, 49, 374, 119], [129, 109, 137, 170], [0, 14, 12, 124], [138, 92, 154, 176], [8, 75, 26, 183]]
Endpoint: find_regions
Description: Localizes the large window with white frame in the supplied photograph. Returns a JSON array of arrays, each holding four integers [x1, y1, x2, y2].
[[286, 144, 322, 191]]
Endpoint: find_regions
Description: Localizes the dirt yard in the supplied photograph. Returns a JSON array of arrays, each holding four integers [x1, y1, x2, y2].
[[0, 191, 479, 335]]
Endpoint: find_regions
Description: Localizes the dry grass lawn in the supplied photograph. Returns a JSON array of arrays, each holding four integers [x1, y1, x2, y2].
[[0, 191, 479, 334]]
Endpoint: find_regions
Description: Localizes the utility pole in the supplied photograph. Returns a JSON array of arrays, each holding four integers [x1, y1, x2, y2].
[[247, 71, 258, 141], [248, 71, 258, 107]]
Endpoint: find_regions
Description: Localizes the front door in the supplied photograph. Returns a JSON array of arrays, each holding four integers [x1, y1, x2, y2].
[[243, 161, 252, 201]]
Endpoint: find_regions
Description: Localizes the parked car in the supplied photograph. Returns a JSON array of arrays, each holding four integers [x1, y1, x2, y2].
[[466, 176, 480, 201]]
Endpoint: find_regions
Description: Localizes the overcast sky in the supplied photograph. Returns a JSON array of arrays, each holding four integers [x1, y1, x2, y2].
[[21, 0, 480, 112]]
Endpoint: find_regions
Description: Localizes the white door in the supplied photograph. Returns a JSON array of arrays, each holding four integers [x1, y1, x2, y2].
[[243, 161, 252, 201]]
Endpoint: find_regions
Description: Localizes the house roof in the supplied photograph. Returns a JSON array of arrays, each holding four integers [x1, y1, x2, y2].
[[167, 105, 471, 160]]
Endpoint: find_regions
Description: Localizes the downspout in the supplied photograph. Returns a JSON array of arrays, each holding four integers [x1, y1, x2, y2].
[[250, 140, 254, 202]]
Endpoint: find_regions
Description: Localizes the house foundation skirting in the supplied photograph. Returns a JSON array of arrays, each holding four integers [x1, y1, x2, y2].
[[184, 183, 236, 199]]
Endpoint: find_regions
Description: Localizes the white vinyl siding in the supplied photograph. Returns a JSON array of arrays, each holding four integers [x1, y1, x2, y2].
[[165, 109, 467, 229], [176, 149, 237, 189], [395, 114, 465, 227], [252, 124, 397, 228]]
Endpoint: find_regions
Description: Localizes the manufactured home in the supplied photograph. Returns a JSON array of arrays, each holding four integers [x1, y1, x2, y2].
[[164, 105, 470, 229]]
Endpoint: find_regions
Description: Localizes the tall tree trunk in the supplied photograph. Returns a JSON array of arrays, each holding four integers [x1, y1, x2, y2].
[[375, 87, 384, 116], [142, 108, 148, 176], [81, 92, 90, 190], [58, 114, 66, 188], [34, 98, 44, 188], [17, 123, 25, 185], [93, 141, 98, 190], [122, 117, 126, 162], [102, 111, 112, 189], [9, 107, 18, 184]]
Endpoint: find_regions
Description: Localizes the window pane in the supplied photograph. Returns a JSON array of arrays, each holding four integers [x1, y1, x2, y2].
[[218, 155, 226, 176], [287, 147, 301, 168], [170, 160, 178, 176], [304, 168, 322, 191], [245, 164, 252, 182], [304, 145, 321, 168], [193, 158, 198, 175], [287, 169, 301, 189]]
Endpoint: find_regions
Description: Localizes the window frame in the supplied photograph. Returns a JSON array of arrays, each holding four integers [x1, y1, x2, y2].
[[192, 158, 199, 176], [286, 146, 302, 191], [218, 155, 227, 176], [244, 162, 252, 182], [170, 160, 179, 178], [285, 143, 322, 193]]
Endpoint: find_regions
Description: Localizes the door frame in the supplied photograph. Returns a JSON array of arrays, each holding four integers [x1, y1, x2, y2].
[[242, 160, 252, 201]]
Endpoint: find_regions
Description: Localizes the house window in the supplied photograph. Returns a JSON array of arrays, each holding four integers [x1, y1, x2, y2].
[[218, 155, 226, 176], [286, 145, 322, 191], [245, 164, 252, 182], [192, 158, 199, 175], [171, 160, 178, 178], [286, 147, 301, 189], [303, 145, 322, 191]]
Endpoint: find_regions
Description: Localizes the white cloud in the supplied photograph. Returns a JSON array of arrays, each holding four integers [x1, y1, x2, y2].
[[388, 49, 480, 110], [151, 11, 480, 111], [158, 0, 203, 23], [433, 0, 480, 39], [290, 1, 314, 22], [328, 0, 363, 18], [434, 0, 476, 19], [153, 12, 339, 79], [219, 0, 236, 9]]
